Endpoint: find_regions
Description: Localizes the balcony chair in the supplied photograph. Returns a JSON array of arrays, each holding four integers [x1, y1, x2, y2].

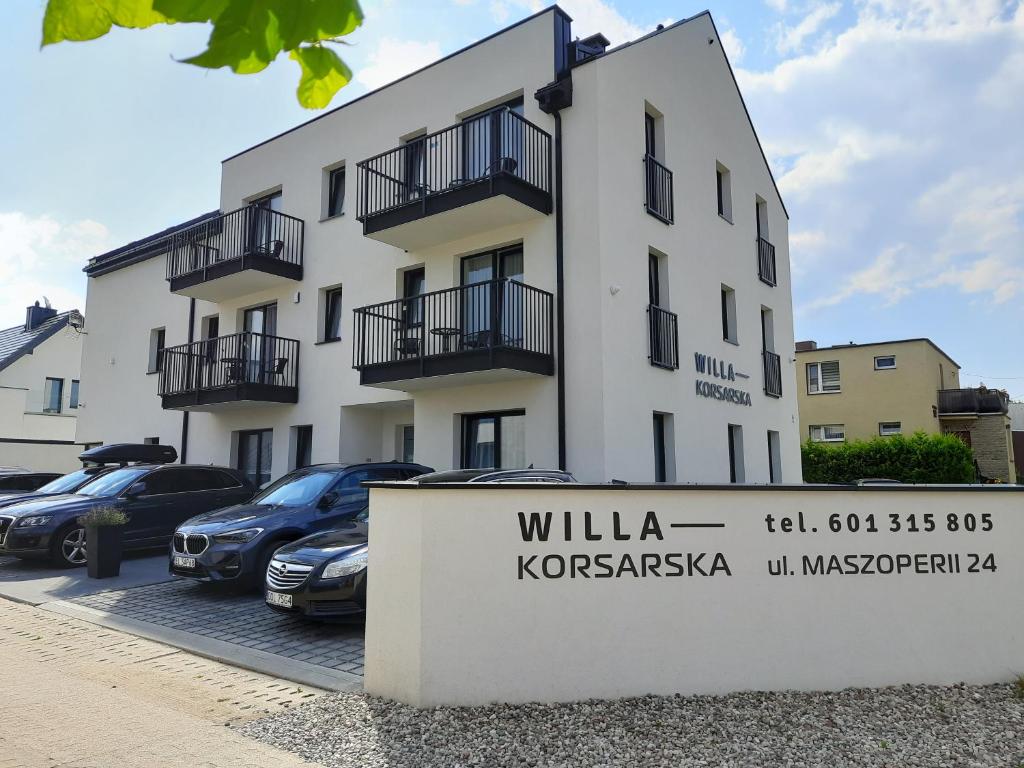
[[449, 156, 519, 190], [263, 357, 288, 383], [394, 336, 421, 359], [251, 240, 284, 260]]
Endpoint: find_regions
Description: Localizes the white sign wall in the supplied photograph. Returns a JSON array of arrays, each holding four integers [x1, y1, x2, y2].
[[364, 485, 1024, 708]]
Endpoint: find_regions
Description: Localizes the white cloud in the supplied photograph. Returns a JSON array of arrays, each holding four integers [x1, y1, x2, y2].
[[0, 212, 109, 328], [802, 246, 915, 312], [505, 0, 651, 45], [490, 0, 511, 24], [774, 2, 841, 54], [719, 26, 746, 63], [355, 37, 445, 90]]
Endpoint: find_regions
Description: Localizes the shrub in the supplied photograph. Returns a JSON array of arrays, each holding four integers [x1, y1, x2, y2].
[[801, 432, 975, 484], [77, 505, 129, 527]]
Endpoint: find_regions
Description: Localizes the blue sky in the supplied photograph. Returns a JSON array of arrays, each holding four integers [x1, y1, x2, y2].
[[2, 0, 1023, 397]]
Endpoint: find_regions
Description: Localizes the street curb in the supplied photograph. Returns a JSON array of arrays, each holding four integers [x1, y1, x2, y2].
[[41, 599, 364, 693]]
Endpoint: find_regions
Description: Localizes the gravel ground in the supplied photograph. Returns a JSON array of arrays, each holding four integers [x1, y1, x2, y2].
[[241, 682, 1024, 767]]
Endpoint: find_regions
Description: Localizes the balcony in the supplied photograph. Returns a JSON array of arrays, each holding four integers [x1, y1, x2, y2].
[[353, 279, 553, 390], [643, 154, 674, 224], [647, 305, 679, 370], [763, 350, 783, 398], [757, 237, 777, 287], [356, 107, 552, 250], [937, 388, 1008, 416], [159, 332, 299, 410], [165, 207, 304, 301]]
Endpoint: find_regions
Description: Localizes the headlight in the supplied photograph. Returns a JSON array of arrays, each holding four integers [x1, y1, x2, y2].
[[212, 527, 263, 544], [17, 515, 53, 527], [321, 549, 368, 580]]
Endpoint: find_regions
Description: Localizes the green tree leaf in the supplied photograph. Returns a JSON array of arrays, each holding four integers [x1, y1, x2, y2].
[[151, 0, 229, 23], [290, 45, 352, 109], [43, 0, 168, 45]]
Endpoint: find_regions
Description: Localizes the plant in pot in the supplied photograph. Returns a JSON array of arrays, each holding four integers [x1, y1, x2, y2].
[[77, 506, 128, 579]]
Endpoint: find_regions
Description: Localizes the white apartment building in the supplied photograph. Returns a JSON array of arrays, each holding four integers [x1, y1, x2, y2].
[[77, 7, 800, 485], [0, 303, 85, 472]]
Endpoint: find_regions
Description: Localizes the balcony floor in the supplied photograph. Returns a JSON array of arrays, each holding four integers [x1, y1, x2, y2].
[[358, 347, 553, 391], [169, 256, 302, 302], [362, 175, 551, 251], [161, 383, 298, 411]]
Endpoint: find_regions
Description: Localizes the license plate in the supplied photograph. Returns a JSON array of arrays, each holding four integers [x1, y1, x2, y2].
[[173, 555, 196, 569], [266, 591, 292, 608]]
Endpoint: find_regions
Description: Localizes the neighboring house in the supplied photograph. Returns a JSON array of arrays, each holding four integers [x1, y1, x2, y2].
[[1010, 401, 1023, 482], [77, 8, 800, 484], [795, 338, 1016, 483], [0, 303, 85, 472]]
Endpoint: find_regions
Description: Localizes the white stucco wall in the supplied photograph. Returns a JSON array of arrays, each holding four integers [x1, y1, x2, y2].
[[365, 485, 1024, 707]]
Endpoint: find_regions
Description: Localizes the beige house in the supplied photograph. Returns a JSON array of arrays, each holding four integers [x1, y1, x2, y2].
[[0, 303, 85, 472], [796, 338, 1015, 483]]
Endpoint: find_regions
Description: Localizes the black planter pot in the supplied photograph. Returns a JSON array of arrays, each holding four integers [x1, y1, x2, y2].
[[86, 525, 124, 579]]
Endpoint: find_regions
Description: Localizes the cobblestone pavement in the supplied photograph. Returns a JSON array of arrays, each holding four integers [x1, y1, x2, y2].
[[0, 598, 323, 768], [68, 578, 366, 675]]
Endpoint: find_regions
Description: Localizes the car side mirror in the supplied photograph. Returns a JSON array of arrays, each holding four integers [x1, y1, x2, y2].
[[317, 491, 339, 510], [125, 481, 147, 498]]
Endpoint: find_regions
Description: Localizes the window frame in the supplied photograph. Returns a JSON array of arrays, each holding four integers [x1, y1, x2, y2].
[[715, 162, 733, 222], [878, 421, 902, 436], [293, 425, 313, 470], [325, 165, 346, 219], [322, 286, 343, 343], [810, 424, 846, 443], [460, 409, 526, 470], [43, 377, 64, 414], [721, 285, 738, 344], [69, 379, 80, 409], [874, 355, 897, 370], [806, 360, 841, 394]]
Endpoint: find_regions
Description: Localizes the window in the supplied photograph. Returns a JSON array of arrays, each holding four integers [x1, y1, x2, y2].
[[653, 413, 667, 482], [767, 430, 782, 484], [326, 165, 346, 218], [716, 162, 732, 221], [143, 437, 159, 445], [69, 380, 80, 409], [810, 424, 846, 443], [461, 411, 525, 469], [721, 285, 737, 343], [728, 424, 745, 483], [879, 422, 902, 436], [322, 286, 343, 342], [401, 267, 426, 328], [401, 425, 415, 463], [874, 355, 896, 370], [43, 378, 63, 414], [238, 429, 273, 488], [756, 197, 769, 241], [293, 425, 313, 470], [806, 361, 841, 394], [148, 328, 166, 373], [202, 315, 219, 362]]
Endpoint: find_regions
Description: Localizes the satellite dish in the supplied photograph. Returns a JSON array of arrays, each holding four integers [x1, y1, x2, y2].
[[42, 296, 52, 309]]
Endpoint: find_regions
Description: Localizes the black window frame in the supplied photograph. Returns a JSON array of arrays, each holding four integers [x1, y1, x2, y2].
[[327, 165, 346, 218], [238, 428, 273, 488], [69, 379, 80, 409], [716, 170, 725, 216], [402, 425, 415, 463], [323, 286, 344, 342], [43, 377, 64, 414], [653, 413, 667, 482], [150, 328, 166, 374], [294, 425, 313, 470], [460, 409, 526, 470], [401, 267, 426, 329]]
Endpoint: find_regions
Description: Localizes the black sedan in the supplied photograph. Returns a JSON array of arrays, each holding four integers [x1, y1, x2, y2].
[[0, 472, 62, 495], [264, 468, 576, 620], [0, 466, 116, 511]]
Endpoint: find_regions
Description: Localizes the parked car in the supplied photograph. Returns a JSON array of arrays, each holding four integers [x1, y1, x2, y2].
[[170, 462, 432, 589], [0, 463, 253, 567], [0, 472, 62, 494], [264, 467, 576, 620]]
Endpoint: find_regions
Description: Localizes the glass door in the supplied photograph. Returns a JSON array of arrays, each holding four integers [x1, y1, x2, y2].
[[238, 429, 273, 488], [248, 192, 282, 258], [244, 303, 277, 383], [460, 247, 524, 348], [403, 136, 427, 201], [463, 99, 524, 180]]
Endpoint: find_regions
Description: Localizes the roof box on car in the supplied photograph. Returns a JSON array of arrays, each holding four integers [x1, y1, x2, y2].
[[79, 443, 178, 466]]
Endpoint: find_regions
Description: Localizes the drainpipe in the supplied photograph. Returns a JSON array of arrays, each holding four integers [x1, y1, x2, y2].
[[180, 297, 196, 463], [553, 112, 567, 471]]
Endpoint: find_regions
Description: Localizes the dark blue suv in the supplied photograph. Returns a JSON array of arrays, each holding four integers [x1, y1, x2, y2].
[[0, 464, 253, 567], [169, 462, 431, 589]]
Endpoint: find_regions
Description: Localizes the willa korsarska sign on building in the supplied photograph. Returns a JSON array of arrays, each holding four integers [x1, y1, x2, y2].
[[364, 484, 1023, 708]]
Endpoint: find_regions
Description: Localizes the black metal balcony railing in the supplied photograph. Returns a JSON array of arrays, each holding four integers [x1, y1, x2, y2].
[[757, 237, 777, 287], [353, 279, 553, 376], [159, 332, 299, 400], [763, 350, 783, 398], [356, 107, 552, 223], [165, 206, 304, 283], [937, 388, 1009, 415], [643, 154, 674, 224], [647, 304, 679, 370]]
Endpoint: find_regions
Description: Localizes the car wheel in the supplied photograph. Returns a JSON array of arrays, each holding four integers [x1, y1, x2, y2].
[[251, 540, 289, 591], [51, 525, 88, 568]]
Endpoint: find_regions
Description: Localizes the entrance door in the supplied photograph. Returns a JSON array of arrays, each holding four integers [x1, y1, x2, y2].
[[461, 247, 523, 347], [243, 303, 278, 383], [238, 429, 273, 488]]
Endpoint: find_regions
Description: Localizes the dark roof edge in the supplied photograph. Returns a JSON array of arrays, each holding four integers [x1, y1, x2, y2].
[[222, 5, 570, 164], [85, 210, 220, 277], [571, 10, 789, 220], [0, 313, 72, 375], [363, 481, 1024, 492], [796, 338, 960, 368]]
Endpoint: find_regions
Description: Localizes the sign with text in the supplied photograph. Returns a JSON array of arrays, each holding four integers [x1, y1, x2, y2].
[[365, 486, 1023, 708]]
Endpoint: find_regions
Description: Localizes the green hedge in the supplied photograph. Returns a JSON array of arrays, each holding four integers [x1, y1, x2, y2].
[[801, 431, 975, 484]]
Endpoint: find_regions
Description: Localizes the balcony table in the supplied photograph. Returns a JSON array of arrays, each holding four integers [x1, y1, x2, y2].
[[430, 327, 461, 353]]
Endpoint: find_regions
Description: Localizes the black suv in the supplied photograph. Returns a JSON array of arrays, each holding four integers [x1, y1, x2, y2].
[[264, 468, 575, 619], [170, 461, 431, 589], [0, 462, 253, 566]]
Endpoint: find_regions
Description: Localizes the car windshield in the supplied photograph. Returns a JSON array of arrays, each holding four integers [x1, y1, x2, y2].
[[36, 469, 98, 494], [77, 467, 150, 497], [253, 471, 338, 507]]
